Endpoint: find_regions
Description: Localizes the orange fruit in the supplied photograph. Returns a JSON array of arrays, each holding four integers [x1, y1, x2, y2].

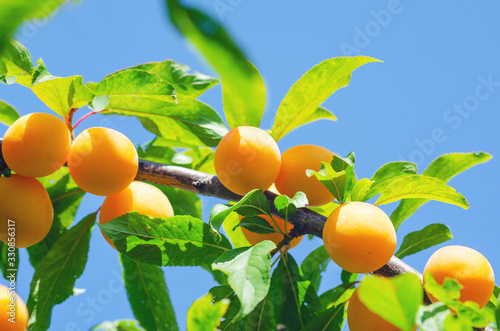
[[275, 145, 335, 206], [240, 214, 302, 249], [214, 126, 281, 196], [99, 181, 174, 248], [323, 202, 396, 273], [0, 175, 53, 248], [347, 286, 417, 331], [2, 112, 71, 177], [0, 284, 29, 331], [68, 127, 138, 196], [423, 245, 495, 308]]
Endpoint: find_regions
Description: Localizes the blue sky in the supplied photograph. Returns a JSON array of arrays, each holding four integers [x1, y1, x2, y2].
[[1, 0, 499, 330]]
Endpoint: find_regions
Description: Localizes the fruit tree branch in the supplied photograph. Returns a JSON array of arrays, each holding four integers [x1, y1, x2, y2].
[[135, 159, 423, 281]]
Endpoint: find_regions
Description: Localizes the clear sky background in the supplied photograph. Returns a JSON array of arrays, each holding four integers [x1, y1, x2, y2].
[[1, 1, 500, 330]]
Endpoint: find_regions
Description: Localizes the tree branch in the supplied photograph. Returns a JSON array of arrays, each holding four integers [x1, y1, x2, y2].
[[136, 159, 423, 281]]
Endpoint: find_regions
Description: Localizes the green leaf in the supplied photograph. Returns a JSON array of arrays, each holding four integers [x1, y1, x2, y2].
[[222, 61, 266, 128], [396, 224, 453, 259], [137, 138, 192, 165], [358, 274, 422, 331], [0, 99, 19, 126], [496, 305, 500, 327], [0, 242, 19, 281], [100, 212, 232, 267], [209, 286, 241, 329], [95, 69, 177, 103], [332, 152, 356, 197], [365, 161, 418, 200], [270, 56, 380, 141], [305, 106, 338, 126], [0, 59, 6, 78], [443, 314, 472, 331], [0, 39, 33, 86], [350, 178, 373, 202], [319, 284, 356, 310], [31, 58, 51, 84], [31, 69, 95, 117], [91, 320, 144, 331], [269, 254, 316, 329], [27, 168, 85, 267], [212, 240, 275, 316], [374, 175, 469, 209], [238, 295, 275, 331], [187, 293, 229, 331], [154, 185, 202, 219], [185, 147, 216, 174], [415, 302, 450, 331], [237, 216, 277, 234], [89, 95, 110, 111], [110, 95, 228, 147], [425, 273, 462, 303], [120, 254, 178, 331], [391, 152, 492, 229], [309, 201, 339, 218], [27, 213, 95, 331], [274, 191, 308, 219], [222, 211, 251, 249], [307, 161, 346, 204], [423, 273, 491, 328], [301, 245, 331, 292], [300, 304, 346, 331], [341, 270, 358, 284], [167, 0, 266, 128], [125, 60, 219, 97], [0, 1, 66, 55], [209, 189, 270, 234], [138, 138, 215, 174], [211, 285, 276, 331]]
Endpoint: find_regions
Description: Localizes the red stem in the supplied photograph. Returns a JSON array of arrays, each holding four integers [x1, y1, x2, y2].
[[73, 110, 105, 129]]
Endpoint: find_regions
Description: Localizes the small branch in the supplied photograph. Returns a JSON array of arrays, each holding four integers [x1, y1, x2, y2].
[[73, 109, 104, 129], [66, 108, 78, 140]]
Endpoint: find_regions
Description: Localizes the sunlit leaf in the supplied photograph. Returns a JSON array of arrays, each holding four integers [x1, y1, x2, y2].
[[100, 212, 231, 266], [209, 189, 270, 234], [124, 60, 219, 97], [391, 152, 491, 229], [396, 224, 452, 259], [0, 99, 19, 126], [0, 39, 33, 86], [358, 274, 422, 331], [374, 175, 468, 209], [212, 240, 275, 316], [167, 0, 266, 128], [270, 56, 380, 141]]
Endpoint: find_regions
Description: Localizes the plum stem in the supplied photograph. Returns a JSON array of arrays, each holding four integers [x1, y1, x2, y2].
[[73, 110, 104, 129]]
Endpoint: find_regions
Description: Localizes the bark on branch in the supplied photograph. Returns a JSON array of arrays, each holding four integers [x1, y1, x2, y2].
[[135, 159, 423, 281]]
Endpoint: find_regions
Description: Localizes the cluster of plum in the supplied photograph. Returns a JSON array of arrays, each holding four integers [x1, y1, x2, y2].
[[214, 126, 495, 331], [0, 112, 177, 329], [0, 112, 174, 251], [0, 115, 495, 330]]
